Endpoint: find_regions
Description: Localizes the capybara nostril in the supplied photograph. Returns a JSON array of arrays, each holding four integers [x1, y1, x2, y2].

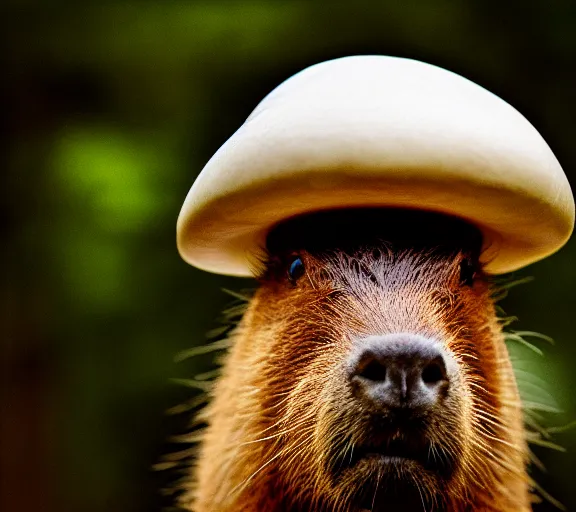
[[349, 334, 448, 411], [356, 353, 388, 382], [421, 358, 447, 384]]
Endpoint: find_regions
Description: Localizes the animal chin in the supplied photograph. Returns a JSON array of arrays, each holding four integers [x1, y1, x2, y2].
[[327, 437, 451, 512], [345, 437, 431, 474], [329, 431, 456, 491]]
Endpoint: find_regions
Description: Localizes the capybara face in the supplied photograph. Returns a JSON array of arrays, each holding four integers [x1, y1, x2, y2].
[[190, 210, 528, 512]]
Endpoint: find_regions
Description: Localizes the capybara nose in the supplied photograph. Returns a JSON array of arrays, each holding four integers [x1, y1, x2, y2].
[[348, 334, 448, 412]]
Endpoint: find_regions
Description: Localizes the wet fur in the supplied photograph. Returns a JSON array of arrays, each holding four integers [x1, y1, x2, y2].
[[180, 210, 530, 511]]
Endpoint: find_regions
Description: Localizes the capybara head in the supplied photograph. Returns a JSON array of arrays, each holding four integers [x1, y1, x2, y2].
[[187, 209, 529, 512]]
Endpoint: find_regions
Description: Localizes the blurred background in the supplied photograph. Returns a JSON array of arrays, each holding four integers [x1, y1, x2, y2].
[[2, 1, 575, 511]]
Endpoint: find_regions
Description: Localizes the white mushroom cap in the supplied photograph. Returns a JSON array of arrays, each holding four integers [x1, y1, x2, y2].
[[177, 55, 574, 276]]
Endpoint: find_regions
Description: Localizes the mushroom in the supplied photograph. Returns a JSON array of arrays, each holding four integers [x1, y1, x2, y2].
[[177, 55, 574, 277]]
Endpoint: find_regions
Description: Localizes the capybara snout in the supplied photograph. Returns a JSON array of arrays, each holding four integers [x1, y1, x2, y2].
[[347, 334, 450, 413]]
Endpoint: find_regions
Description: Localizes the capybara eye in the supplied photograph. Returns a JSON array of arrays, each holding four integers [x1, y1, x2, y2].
[[459, 257, 476, 287], [288, 257, 305, 283]]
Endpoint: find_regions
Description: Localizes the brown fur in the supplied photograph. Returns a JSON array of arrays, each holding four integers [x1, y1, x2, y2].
[[181, 209, 530, 512]]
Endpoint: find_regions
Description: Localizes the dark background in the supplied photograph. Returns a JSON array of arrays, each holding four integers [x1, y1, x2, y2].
[[2, 1, 575, 511]]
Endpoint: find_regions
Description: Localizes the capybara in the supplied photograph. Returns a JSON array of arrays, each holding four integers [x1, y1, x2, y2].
[[174, 55, 574, 512], [180, 208, 530, 512]]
